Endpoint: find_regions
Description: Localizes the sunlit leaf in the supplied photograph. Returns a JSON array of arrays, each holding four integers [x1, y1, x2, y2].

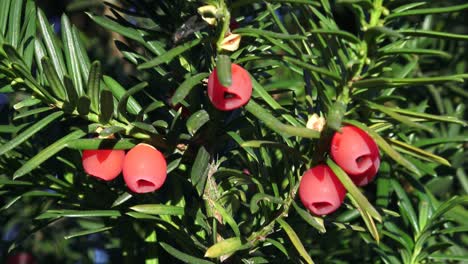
[[205, 237, 245, 258], [130, 204, 184, 216]]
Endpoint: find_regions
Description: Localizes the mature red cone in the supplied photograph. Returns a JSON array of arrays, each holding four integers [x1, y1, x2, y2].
[[299, 164, 347, 216], [330, 125, 380, 186], [207, 63, 252, 111], [82, 149, 125, 181], [122, 143, 167, 193]]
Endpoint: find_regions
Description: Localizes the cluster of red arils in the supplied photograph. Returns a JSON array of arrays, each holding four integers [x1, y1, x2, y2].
[[299, 126, 380, 216], [204, 63, 380, 216], [82, 143, 167, 193], [82, 62, 252, 193]]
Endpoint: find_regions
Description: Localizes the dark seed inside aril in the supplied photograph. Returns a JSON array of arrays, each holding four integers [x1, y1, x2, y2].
[[137, 179, 155, 189], [311, 201, 332, 210], [224, 92, 237, 99], [356, 155, 372, 169]]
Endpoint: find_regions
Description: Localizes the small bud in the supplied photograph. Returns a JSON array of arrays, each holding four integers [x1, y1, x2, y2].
[[11, 78, 24, 85], [220, 33, 241, 51], [198, 5, 218, 26], [306, 114, 326, 132], [382, 7, 390, 16]]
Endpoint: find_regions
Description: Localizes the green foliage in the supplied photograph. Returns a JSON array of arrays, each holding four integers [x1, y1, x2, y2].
[[0, 0, 467, 263]]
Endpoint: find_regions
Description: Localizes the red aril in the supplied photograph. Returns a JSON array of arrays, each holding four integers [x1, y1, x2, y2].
[[299, 164, 347, 216], [330, 125, 380, 186], [207, 63, 252, 111], [82, 149, 125, 181], [122, 143, 167, 193]]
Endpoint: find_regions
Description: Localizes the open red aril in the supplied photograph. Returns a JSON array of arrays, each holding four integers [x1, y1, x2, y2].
[[207, 63, 252, 111], [330, 125, 380, 186], [299, 164, 347, 216], [82, 149, 125, 181], [122, 143, 167, 193]]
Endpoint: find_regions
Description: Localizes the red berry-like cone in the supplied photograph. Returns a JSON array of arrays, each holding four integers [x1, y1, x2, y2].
[[82, 149, 125, 181], [6, 252, 37, 264], [122, 143, 167, 193], [330, 126, 380, 186], [207, 63, 252, 111], [299, 164, 347, 216]]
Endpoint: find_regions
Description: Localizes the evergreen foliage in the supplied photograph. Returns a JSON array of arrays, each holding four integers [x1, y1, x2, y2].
[[0, 0, 467, 263]]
